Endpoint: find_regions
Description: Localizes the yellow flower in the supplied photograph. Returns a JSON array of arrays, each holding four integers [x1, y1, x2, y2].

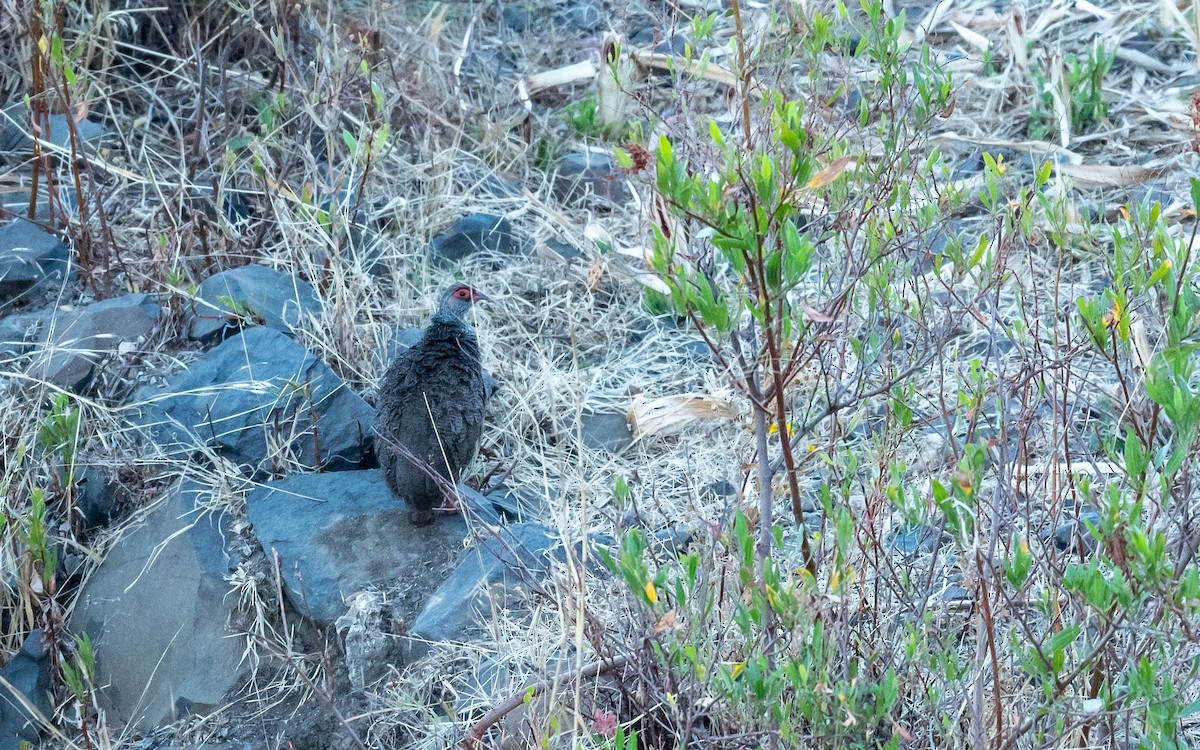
[[768, 422, 796, 437], [644, 581, 658, 604]]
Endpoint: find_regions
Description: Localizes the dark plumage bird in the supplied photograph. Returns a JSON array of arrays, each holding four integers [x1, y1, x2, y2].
[[375, 283, 488, 526]]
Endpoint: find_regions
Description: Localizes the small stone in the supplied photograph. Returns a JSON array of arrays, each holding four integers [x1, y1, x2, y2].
[[188, 264, 322, 343], [892, 523, 949, 555], [335, 592, 398, 693], [430, 214, 517, 263], [553, 151, 631, 207], [565, 0, 603, 31], [682, 339, 714, 359], [1051, 510, 1100, 553], [76, 465, 121, 529], [951, 149, 985, 180], [702, 479, 738, 498], [500, 4, 530, 32], [0, 218, 71, 307], [542, 238, 584, 261], [579, 410, 633, 452], [655, 36, 689, 55]]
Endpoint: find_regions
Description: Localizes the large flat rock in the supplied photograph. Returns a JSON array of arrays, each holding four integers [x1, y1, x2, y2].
[[247, 470, 499, 627], [68, 480, 244, 729]]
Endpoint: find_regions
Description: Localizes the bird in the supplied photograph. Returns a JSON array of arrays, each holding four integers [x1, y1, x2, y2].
[[375, 282, 489, 526]]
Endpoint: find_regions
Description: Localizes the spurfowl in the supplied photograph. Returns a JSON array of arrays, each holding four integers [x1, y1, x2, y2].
[[375, 283, 488, 525]]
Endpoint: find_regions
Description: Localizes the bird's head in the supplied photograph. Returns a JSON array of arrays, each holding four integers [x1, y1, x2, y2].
[[438, 282, 488, 320]]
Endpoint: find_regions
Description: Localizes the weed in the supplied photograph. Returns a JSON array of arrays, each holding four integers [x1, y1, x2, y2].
[[1027, 42, 1114, 140]]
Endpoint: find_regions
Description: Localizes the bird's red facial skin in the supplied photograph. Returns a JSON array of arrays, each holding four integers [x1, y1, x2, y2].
[[454, 287, 473, 301]]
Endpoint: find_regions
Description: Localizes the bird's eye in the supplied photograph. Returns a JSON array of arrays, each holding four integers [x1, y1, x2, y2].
[[455, 288, 471, 299]]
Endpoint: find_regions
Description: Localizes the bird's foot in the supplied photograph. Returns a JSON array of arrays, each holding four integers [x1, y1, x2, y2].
[[435, 492, 462, 515]]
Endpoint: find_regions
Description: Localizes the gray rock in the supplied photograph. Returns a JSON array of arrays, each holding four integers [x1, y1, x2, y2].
[[630, 28, 689, 55], [542, 238, 584, 261], [951, 149, 985, 180], [0, 188, 79, 224], [410, 522, 558, 647], [579, 409, 632, 452], [0, 102, 105, 154], [430, 214, 517, 263], [335, 591, 398, 693], [68, 480, 245, 729], [247, 470, 499, 627], [941, 583, 973, 603], [553, 151, 630, 207], [455, 656, 516, 713], [892, 524, 949, 555], [682, 339, 715, 360], [189, 264, 321, 343], [134, 326, 372, 472], [0, 630, 52, 748], [460, 166, 522, 199], [27, 293, 160, 391], [0, 218, 71, 307]]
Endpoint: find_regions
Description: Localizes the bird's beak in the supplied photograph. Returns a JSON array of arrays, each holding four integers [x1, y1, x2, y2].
[[474, 290, 492, 303]]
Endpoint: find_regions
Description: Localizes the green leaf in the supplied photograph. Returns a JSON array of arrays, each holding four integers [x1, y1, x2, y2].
[[708, 119, 725, 148]]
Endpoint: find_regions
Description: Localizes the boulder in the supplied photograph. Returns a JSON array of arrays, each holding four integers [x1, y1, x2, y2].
[[68, 480, 244, 729], [189, 264, 321, 343], [135, 326, 372, 472]]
